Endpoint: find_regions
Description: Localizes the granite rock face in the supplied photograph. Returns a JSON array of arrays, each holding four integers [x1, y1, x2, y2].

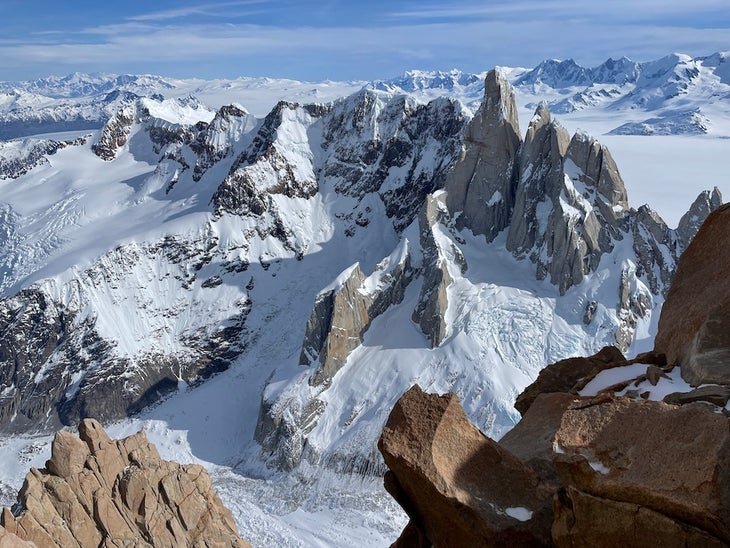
[[300, 243, 414, 387], [553, 396, 730, 544], [655, 203, 730, 385], [445, 69, 522, 241], [0, 419, 248, 547], [506, 104, 630, 295], [256, 241, 414, 470], [381, 384, 730, 546], [379, 386, 554, 547], [412, 193, 466, 347], [676, 187, 723, 250], [564, 131, 628, 225]]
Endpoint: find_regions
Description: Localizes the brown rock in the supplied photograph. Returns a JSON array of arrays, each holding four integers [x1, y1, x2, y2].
[[390, 520, 430, 548], [500, 392, 579, 484], [379, 385, 554, 547], [655, 203, 730, 385], [663, 385, 730, 407], [552, 486, 726, 548], [0, 419, 250, 547], [78, 417, 113, 452], [445, 69, 522, 242], [45, 430, 90, 479], [514, 346, 625, 415], [0, 525, 35, 547], [553, 396, 730, 542], [645, 364, 667, 386]]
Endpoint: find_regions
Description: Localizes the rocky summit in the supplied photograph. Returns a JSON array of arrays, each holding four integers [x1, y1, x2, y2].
[[255, 68, 721, 475], [0, 419, 248, 547], [379, 202, 730, 546]]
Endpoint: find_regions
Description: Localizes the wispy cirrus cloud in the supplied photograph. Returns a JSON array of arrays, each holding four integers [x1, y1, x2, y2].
[[389, 0, 730, 22], [126, 1, 269, 22]]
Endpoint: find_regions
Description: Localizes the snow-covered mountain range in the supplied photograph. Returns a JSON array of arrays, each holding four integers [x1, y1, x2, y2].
[[0, 53, 727, 546], [3, 52, 729, 139]]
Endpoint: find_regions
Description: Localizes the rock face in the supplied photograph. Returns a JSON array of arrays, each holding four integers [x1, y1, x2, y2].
[[381, 384, 730, 547], [564, 131, 628, 224], [443, 75, 719, 300], [0, 238, 251, 432], [378, 385, 554, 547], [445, 69, 521, 241], [553, 397, 730, 545], [300, 241, 414, 387], [92, 102, 136, 161], [412, 193, 466, 347], [506, 105, 629, 294], [0, 419, 248, 547], [655, 203, 730, 384], [676, 187, 724, 250]]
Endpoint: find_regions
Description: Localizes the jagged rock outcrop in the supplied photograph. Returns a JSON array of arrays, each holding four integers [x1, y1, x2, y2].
[[320, 91, 467, 233], [0, 419, 248, 547], [631, 204, 677, 295], [655, 203, 730, 385], [614, 262, 654, 351], [676, 187, 723, 250], [441, 73, 718, 303], [190, 104, 254, 181], [256, 241, 414, 469], [382, 381, 730, 546], [553, 397, 730, 545], [506, 104, 630, 294], [513, 345, 626, 416], [564, 131, 628, 225], [507, 103, 570, 261], [379, 386, 555, 547], [445, 69, 521, 241], [92, 102, 136, 161], [412, 193, 466, 347], [300, 264, 369, 386], [300, 241, 414, 386], [209, 102, 320, 255]]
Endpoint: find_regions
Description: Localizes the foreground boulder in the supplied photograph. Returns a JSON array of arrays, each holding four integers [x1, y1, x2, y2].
[[378, 385, 555, 547], [0, 419, 249, 547], [553, 396, 730, 545], [655, 203, 730, 385], [381, 384, 730, 546]]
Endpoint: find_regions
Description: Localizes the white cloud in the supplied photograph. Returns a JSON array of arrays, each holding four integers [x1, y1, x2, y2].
[[127, 1, 269, 22], [390, 0, 730, 22]]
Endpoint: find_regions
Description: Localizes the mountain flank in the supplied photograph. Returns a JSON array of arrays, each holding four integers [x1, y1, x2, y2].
[[379, 202, 730, 546]]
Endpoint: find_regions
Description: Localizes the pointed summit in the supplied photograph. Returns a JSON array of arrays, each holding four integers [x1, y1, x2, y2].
[[565, 131, 629, 224], [444, 69, 522, 241]]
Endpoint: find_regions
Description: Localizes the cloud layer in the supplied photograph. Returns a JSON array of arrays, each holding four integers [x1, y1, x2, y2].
[[2, 0, 729, 80]]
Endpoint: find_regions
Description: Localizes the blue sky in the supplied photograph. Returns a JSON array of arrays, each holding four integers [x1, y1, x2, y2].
[[1, 0, 729, 81]]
